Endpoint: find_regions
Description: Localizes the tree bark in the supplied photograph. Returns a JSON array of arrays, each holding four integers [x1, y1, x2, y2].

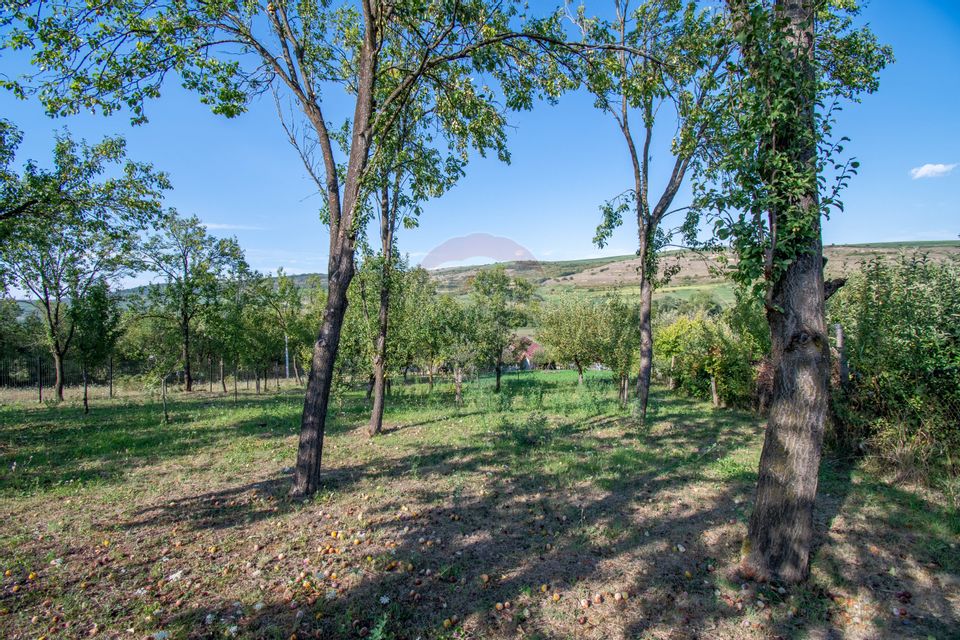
[[220, 358, 227, 393], [82, 363, 89, 414], [710, 375, 720, 408], [454, 366, 464, 407], [575, 358, 584, 385], [52, 350, 65, 402], [181, 315, 193, 392], [637, 261, 654, 421], [741, 0, 830, 584], [369, 188, 394, 438], [292, 251, 356, 496]]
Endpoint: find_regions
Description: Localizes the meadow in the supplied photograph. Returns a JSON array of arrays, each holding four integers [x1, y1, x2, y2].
[[1, 372, 957, 639]]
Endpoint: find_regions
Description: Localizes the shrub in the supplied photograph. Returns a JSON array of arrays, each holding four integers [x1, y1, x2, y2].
[[656, 312, 759, 407], [829, 254, 960, 478]]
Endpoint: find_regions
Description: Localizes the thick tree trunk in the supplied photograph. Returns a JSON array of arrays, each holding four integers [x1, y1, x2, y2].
[[53, 350, 65, 402], [742, 0, 829, 585], [291, 252, 356, 496]]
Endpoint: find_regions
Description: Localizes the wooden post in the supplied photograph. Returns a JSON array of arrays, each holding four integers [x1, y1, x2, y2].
[[834, 323, 849, 390]]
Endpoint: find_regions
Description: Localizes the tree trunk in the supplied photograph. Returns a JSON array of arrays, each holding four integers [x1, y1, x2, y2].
[[37, 355, 43, 403], [428, 368, 434, 392], [368, 179, 396, 441], [209, 356, 214, 392], [454, 366, 464, 407], [82, 363, 89, 414], [710, 375, 720, 407], [234, 362, 239, 402], [291, 251, 355, 496], [741, 0, 829, 585], [255, 370, 260, 395], [293, 355, 303, 386], [575, 358, 584, 385], [220, 358, 227, 393], [52, 350, 65, 402], [494, 357, 503, 393], [161, 376, 169, 423], [636, 240, 654, 421], [275, 362, 281, 391], [182, 318, 193, 392], [108, 355, 114, 399]]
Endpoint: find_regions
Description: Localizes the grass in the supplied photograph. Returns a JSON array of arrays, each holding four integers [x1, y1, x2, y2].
[[0, 372, 958, 639]]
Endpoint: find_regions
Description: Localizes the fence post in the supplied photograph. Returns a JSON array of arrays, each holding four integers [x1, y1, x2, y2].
[[834, 323, 849, 390]]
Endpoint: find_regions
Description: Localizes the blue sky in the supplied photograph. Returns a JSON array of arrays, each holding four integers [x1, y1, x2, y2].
[[1, 0, 958, 281]]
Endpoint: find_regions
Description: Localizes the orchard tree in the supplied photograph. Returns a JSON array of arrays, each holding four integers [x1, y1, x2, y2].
[[69, 279, 123, 413], [536, 294, 603, 384], [597, 295, 640, 407], [576, 0, 730, 421], [0, 132, 168, 400], [690, 0, 891, 582], [471, 266, 534, 392], [0, 0, 596, 495], [139, 212, 246, 391], [432, 294, 480, 407]]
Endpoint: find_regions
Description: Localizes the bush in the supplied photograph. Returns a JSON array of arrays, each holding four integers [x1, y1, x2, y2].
[[829, 254, 960, 478], [656, 312, 760, 407]]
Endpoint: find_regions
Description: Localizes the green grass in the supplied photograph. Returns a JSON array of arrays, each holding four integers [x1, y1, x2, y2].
[[0, 374, 958, 639]]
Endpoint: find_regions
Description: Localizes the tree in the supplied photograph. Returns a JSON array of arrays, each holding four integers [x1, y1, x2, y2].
[[471, 266, 534, 393], [597, 295, 640, 407], [691, 0, 891, 582], [431, 294, 480, 407], [69, 280, 123, 413], [536, 294, 603, 384], [139, 212, 246, 392], [1, 0, 585, 496], [0, 131, 168, 400], [577, 0, 729, 422]]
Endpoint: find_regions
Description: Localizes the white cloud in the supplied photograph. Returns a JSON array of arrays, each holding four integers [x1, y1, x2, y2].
[[909, 163, 957, 179], [202, 222, 265, 231]]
